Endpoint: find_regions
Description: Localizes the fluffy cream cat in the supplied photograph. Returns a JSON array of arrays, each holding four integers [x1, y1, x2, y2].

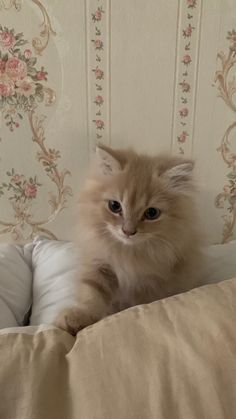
[[56, 144, 204, 335]]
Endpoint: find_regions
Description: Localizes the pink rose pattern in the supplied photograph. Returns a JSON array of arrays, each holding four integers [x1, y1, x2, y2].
[[0, 31, 15, 50], [91, 2, 106, 140], [0, 20, 73, 242], [0, 169, 41, 203], [179, 107, 188, 118], [176, 0, 197, 153], [93, 119, 104, 129], [0, 26, 49, 131], [24, 49, 32, 59], [93, 67, 104, 80], [177, 131, 189, 143], [187, 0, 197, 7], [5, 57, 27, 80], [94, 95, 104, 106], [92, 7, 104, 23]]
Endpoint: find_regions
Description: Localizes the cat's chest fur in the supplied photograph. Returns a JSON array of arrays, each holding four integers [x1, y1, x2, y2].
[[104, 245, 170, 296]]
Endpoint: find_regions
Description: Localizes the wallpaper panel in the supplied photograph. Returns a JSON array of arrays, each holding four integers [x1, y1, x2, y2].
[[0, 0, 236, 244], [110, 0, 178, 153], [0, 0, 88, 242]]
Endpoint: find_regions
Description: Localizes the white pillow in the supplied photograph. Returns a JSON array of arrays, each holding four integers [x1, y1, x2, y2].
[[29, 236, 236, 326], [0, 243, 32, 328], [203, 240, 236, 284], [29, 237, 79, 325], [0, 236, 235, 329]]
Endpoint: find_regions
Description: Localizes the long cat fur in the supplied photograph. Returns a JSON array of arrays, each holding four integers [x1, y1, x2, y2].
[[56, 144, 205, 335]]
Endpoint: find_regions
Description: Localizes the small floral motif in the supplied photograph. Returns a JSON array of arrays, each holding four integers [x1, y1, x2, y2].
[[95, 27, 101, 36], [177, 131, 189, 143], [90, 2, 106, 142], [0, 169, 41, 202], [185, 41, 191, 51], [187, 0, 197, 8], [36, 147, 61, 172], [24, 183, 38, 198], [183, 24, 195, 38], [93, 119, 104, 129], [179, 80, 191, 92], [92, 39, 103, 50], [0, 30, 16, 50], [227, 29, 236, 44], [217, 168, 236, 210], [225, 170, 236, 203], [92, 66, 104, 80], [179, 107, 188, 118], [94, 95, 104, 106], [16, 77, 36, 96], [226, 30, 236, 54], [92, 7, 104, 22], [5, 57, 27, 80], [0, 26, 50, 130], [24, 49, 32, 59], [182, 54, 192, 65], [36, 66, 47, 81]]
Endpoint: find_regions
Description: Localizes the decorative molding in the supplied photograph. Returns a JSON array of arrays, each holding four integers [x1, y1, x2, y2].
[[86, 0, 110, 152], [0, 0, 21, 11], [31, 0, 57, 56], [214, 30, 236, 243], [171, 0, 202, 155]]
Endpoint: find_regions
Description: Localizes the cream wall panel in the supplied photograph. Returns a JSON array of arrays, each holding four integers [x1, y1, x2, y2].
[[110, 0, 178, 153]]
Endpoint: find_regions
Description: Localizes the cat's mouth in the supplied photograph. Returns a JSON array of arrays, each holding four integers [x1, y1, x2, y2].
[[106, 225, 140, 245]]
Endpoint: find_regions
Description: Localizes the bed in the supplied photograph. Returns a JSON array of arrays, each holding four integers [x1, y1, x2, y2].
[[0, 237, 236, 419]]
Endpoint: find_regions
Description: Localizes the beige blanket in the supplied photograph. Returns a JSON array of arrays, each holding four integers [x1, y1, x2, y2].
[[1, 278, 236, 419]]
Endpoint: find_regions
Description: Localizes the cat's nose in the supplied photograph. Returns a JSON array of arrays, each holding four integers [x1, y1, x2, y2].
[[122, 227, 137, 237]]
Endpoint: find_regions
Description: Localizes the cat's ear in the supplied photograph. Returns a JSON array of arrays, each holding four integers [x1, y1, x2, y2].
[[95, 144, 122, 175], [160, 157, 195, 192]]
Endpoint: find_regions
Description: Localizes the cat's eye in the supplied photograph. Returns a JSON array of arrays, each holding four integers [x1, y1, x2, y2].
[[144, 207, 161, 220], [108, 200, 122, 214]]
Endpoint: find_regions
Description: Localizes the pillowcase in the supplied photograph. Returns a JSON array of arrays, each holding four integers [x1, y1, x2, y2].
[[0, 235, 235, 329], [29, 237, 79, 325], [0, 243, 32, 328], [203, 240, 236, 284], [29, 236, 236, 326]]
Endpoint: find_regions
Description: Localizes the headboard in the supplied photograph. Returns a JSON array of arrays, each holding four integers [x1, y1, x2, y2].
[[0, 0, 235, 244]]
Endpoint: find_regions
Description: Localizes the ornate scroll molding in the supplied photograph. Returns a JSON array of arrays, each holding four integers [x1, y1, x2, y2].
[[214, 30, 236, 243]]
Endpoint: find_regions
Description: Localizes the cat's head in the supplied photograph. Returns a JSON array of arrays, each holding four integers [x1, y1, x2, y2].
[[79, 144, 197, 248]]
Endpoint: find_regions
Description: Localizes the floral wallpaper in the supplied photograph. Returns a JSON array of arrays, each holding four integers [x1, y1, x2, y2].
[[172, 0, 202, 155], [214, 30, 236, 243], [88, 0, 109, 147], [0, 0, 236, 244], [0, 0, 72, 241]]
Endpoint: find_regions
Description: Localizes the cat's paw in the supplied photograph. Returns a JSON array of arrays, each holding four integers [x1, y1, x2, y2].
[[55, 307, 97, 335]]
